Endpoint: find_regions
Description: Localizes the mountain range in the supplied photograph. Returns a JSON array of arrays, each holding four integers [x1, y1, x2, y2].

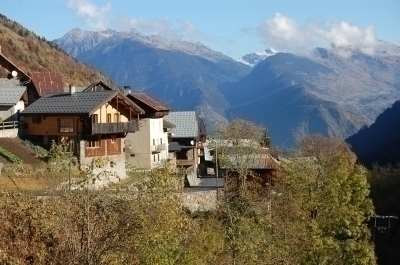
[[54, 28, 400, 148], [54, 28, 251, 126]]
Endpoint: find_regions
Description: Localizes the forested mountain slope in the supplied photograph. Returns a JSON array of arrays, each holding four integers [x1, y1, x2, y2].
[[0, 14, 109, 86]]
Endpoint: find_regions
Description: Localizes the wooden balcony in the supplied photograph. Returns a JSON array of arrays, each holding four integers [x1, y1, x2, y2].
[[89, 120, 139, 135], [177, 159, 196, 166]]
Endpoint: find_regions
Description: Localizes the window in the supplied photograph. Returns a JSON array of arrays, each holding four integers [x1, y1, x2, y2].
[[153, 154, 156, 162], [59, 119, 73, 132], [87, 135, 100, 147], [152, 139, 155, 145], [157, 154, 160, 161], [107, 114, 111, 123], [160, 138, 162, 144], [33, 116, 42, 124], [92, 114, 98, 123], [114, 113, 120, 122]]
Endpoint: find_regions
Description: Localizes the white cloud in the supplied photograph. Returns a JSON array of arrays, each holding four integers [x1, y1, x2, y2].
[[258, 13, 378, 55], [66, 0, 112, 29], [116, 16, 214, 43], [65, 0, 217, 45]]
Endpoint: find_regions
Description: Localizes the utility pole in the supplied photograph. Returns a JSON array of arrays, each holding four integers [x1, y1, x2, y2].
[[372, 215, 398, 265], [68, 140, 74, 192], [216, 146, 219, 200]]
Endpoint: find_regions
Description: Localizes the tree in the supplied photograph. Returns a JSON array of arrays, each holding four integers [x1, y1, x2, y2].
[[211, 119, 275, 264], [128, 165, 192, 265], [273, 135, 376, 264]]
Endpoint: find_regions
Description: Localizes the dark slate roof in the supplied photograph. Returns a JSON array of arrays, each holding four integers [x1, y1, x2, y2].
[[163, 120, 175, 128], [169, 142, 182, 152], [20, 90, 118, 115], [0, 78, 20, 87], [31, 72, 64, 96], [81, 81, 145, 114], [82, 81, 116, 92], [164, 111, 199, 138], [0, 86, 26, 105], [130, 92, 169, 112], [223, 153, 280, 169]]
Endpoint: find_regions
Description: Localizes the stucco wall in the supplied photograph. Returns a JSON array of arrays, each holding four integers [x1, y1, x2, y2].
[[92, 103, 128, 123], [0, 128, 18, 138], [125, 117, 169, 169], [0, 100, 24, 122]]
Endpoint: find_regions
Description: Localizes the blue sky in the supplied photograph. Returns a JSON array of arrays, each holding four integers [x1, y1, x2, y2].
[[2, 0, 399, 59]]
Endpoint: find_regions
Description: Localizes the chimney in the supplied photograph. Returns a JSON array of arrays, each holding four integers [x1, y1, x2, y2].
[[69, 84, 76, 94], [123, 85, 131, 95]]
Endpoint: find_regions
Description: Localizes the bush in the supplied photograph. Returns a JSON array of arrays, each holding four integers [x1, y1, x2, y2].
[[0, 146, 22, 164], [23, 140, 48, 159]]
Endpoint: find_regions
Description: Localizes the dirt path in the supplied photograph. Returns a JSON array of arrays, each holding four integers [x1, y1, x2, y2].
[[0, 138, 44, 164]]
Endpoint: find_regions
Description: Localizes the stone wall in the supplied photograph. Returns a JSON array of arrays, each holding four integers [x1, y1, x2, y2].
[[180, 189, 223, 212], [78, 138, 127, 189]]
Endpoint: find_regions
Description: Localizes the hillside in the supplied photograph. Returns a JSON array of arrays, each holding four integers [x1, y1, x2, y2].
[[346, 100, 400, 167], [0, 14, 110, 86], [0, 138, 42, 164]]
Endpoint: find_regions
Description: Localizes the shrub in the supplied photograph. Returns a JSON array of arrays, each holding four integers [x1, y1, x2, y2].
[[0, 146, 22, 164]]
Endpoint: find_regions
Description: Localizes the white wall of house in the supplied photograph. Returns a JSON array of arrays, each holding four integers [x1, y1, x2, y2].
[[0, 100, 24, 122], [125, 117, 169, 169]]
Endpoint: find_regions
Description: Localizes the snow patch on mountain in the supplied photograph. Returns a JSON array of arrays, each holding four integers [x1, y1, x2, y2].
[[238, 47, 278, 67], [55, 28, 230, 63]]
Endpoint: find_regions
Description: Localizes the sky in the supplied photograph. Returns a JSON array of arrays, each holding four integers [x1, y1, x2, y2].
[[2, 0, 400, 59]]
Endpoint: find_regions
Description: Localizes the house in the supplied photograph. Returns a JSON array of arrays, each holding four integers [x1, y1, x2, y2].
[[19, 86, 144, 178], [1, 50, 67, 107], [124, 92, 172, 169], [0, 86, 27, 122], [208, 141, 280, 187], [164, 111, 207, 174], [82, 81, 118, 92]]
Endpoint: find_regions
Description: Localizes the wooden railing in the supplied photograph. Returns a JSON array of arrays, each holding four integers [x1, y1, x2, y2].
[[177, 159, 196, 166], [89, 120, 139, 135], [0, 121, 20, 130]]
